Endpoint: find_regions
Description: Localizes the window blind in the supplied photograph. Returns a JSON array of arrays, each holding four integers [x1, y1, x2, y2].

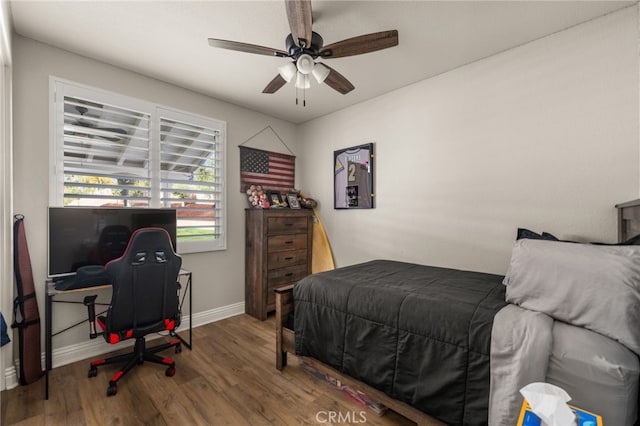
[[52, 78, 227, 253], [160, 115, 222, 244], [62, 96, 151, 207]]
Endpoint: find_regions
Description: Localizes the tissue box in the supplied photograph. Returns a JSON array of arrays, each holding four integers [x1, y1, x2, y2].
[[517, 400, 603, 426]]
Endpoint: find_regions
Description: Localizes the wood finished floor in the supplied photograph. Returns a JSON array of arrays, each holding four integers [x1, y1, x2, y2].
[[1, 314, 415, 425]]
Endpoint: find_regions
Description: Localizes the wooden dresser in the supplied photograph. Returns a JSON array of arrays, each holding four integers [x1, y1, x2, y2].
[[245, 208, 313, 320]]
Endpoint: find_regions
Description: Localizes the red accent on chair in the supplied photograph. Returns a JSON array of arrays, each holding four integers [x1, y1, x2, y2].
[[164, 319, 175, 331], [109, 334, 120, 344]]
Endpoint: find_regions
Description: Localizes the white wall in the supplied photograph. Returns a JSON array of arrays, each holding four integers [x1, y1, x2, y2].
[[298, 6, 640, 275], [0, 0, 13, 391], [11, 35, 298, 354]]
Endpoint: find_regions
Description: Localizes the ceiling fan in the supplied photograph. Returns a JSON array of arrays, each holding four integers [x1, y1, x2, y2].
[[207, 0, 398, 104], [70, 106, 127, 142]]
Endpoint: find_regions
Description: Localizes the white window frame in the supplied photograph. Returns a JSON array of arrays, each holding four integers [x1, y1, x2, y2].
[[49, 77, 227, 253]]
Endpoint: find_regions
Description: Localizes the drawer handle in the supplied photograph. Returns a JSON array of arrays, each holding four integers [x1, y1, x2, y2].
[[284, 256, 294, 260], [284, 223, 294, 227], [284, 240, 293, 244], [285, 273, 294, 277]]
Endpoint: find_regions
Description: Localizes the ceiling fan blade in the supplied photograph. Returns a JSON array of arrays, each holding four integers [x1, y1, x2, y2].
[[71, 121, 127, 135], [66, 123, 126, 142], [208, 38, 288, 57], [100, 127, 127, 135], [262, 74, 288, 94], [285, 0, 313, 48], [319, 30, 398, 59], [323, 65, 354, 95]]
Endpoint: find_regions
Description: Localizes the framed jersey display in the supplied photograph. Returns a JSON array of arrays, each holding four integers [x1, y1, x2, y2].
[[334, 143, 374, 209]]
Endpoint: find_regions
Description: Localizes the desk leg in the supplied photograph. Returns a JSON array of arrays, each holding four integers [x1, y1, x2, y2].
[[174, 273, 192, 350], [45, 289, 52, 400]]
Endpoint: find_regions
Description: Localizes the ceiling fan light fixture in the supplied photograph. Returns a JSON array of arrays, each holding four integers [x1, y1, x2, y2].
[[311, 63, 330, 84], [296, 53, 315, 75], [278, 62, 297, 82], [295, 72, 311, 89]]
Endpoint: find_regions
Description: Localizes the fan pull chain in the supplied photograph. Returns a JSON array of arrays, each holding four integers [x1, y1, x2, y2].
[[294, 86, 307, 107]]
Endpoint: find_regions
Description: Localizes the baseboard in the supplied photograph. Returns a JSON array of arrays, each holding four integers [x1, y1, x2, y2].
[[4, 365, 17, 390], [2, 301, 245, 390]]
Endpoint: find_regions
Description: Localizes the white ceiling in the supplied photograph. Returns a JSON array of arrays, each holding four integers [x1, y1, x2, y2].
[[10, 1, 635, 124]]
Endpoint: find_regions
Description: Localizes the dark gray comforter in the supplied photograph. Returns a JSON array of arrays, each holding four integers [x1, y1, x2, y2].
[[293, 260, 507, 425]]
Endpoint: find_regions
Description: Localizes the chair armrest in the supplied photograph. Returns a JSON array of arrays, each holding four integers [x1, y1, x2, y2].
[[83, 295, 99, 339]]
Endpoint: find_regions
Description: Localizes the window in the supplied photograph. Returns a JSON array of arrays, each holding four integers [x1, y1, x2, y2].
[[50, 78, 226, 253]]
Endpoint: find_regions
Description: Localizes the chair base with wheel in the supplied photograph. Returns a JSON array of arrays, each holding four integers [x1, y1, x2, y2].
[[87, 331, 182, 396]]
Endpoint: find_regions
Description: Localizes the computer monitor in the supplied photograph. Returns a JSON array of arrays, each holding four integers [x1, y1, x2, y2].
[[48, 207, 177, 278]]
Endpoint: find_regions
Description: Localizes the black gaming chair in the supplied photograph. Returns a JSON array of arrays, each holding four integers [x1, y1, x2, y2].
[[84, 227, 182, 396]]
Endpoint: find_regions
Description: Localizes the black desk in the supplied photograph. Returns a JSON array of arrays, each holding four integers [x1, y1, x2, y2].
[[44, 269, 192, 400]]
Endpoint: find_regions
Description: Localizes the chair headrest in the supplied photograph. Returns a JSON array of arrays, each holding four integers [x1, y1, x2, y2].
[[106, 227, 176, 269]]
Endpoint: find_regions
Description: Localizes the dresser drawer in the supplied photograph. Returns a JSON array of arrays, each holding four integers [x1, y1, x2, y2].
[[267, 264, 308, 289], [265, 265, 307, 308], [267, 234, 308, 252], [267, 216, 309, 234], [268, 249, 308, 269]]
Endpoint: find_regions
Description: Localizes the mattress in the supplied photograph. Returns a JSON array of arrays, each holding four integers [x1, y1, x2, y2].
[[489, 304, 640, 425], [546, 321, 639, 425], [496, 238, 640, 425]]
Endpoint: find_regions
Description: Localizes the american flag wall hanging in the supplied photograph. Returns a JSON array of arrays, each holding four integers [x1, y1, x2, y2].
[[240, 146, 295, 193]]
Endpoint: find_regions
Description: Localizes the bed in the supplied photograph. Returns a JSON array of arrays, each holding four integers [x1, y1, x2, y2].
[[275, 205, 640, 426]]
